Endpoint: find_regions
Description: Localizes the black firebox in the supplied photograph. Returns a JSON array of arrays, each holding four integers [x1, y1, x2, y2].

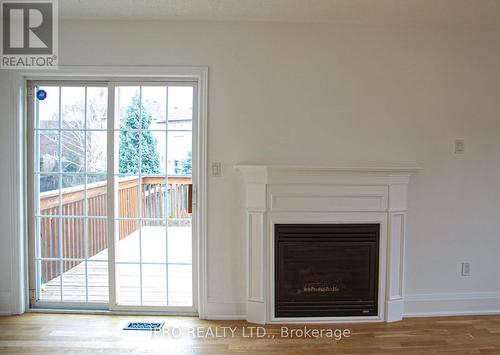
[[275, 224, 379, 318]]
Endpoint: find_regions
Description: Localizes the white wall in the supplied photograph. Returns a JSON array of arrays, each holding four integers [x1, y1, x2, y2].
[[1, 20, 499, 317]]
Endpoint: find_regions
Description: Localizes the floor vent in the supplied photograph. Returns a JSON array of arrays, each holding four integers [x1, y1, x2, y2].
[[123, 322, 164, 331]]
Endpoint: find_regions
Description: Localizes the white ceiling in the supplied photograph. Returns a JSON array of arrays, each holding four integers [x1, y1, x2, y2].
[[60, 0, 500, 28]]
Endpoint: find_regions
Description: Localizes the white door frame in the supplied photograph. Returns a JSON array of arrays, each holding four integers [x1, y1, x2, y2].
[[9, 66, 209, 317]]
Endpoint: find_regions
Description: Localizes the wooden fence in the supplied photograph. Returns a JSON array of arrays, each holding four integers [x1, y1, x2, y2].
[[39, 176, 192, 283]]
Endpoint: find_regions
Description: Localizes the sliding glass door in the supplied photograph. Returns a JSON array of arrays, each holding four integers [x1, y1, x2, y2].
[[28, 80, 196, 312], [112, 84, 194, 309], [30, 82, 110, 307]]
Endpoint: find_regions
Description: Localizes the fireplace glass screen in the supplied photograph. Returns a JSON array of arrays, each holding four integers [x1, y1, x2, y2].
[[275, 224, 379, 317]]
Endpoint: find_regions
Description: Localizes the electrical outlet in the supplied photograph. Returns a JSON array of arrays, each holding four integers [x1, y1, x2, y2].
[[211, 162, 222, 177], [461, 262, 471, 276], [455, 139, 465, 154]]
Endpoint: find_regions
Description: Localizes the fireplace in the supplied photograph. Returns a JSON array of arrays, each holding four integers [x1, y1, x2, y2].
[[275, 224, 379, 317], [236, 165, 417, 323]]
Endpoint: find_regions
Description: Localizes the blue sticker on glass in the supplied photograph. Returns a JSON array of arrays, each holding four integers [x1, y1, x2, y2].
[[36, 89, 47, 100]]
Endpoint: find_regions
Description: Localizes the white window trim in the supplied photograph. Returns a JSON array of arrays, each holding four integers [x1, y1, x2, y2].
[[9, 66, 209, 318]]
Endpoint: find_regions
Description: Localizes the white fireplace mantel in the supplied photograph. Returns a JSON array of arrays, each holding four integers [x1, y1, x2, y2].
[[235, 165, 419, 324]]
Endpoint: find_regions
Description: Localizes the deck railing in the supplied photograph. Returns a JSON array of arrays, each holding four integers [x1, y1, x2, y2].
[[39, 176, 192, 283]]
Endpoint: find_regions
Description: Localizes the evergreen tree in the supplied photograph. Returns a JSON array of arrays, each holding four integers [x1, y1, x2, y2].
[[119, 95, 160, 174], [176, 151, 192, 176]]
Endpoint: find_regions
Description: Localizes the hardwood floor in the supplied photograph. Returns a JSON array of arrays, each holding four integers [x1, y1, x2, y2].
[[0, 313, 499, 354]]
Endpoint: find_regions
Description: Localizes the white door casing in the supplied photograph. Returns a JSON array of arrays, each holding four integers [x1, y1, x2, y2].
[[9, 67, 208, 316]]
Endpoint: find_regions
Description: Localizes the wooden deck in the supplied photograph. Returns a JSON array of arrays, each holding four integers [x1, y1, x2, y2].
[[1, 314, 500, 354], [41, 226, 192, 306], [38, 176, 192, 283]]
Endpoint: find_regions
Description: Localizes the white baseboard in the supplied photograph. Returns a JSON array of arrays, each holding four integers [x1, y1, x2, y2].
[[204, 297, 246, 320], [5, 291, 499, 319], [204, 293, 500, 321], [0, 291, 11, 316], [205, 315, 247, 320], [404, 292, 500, 317]]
